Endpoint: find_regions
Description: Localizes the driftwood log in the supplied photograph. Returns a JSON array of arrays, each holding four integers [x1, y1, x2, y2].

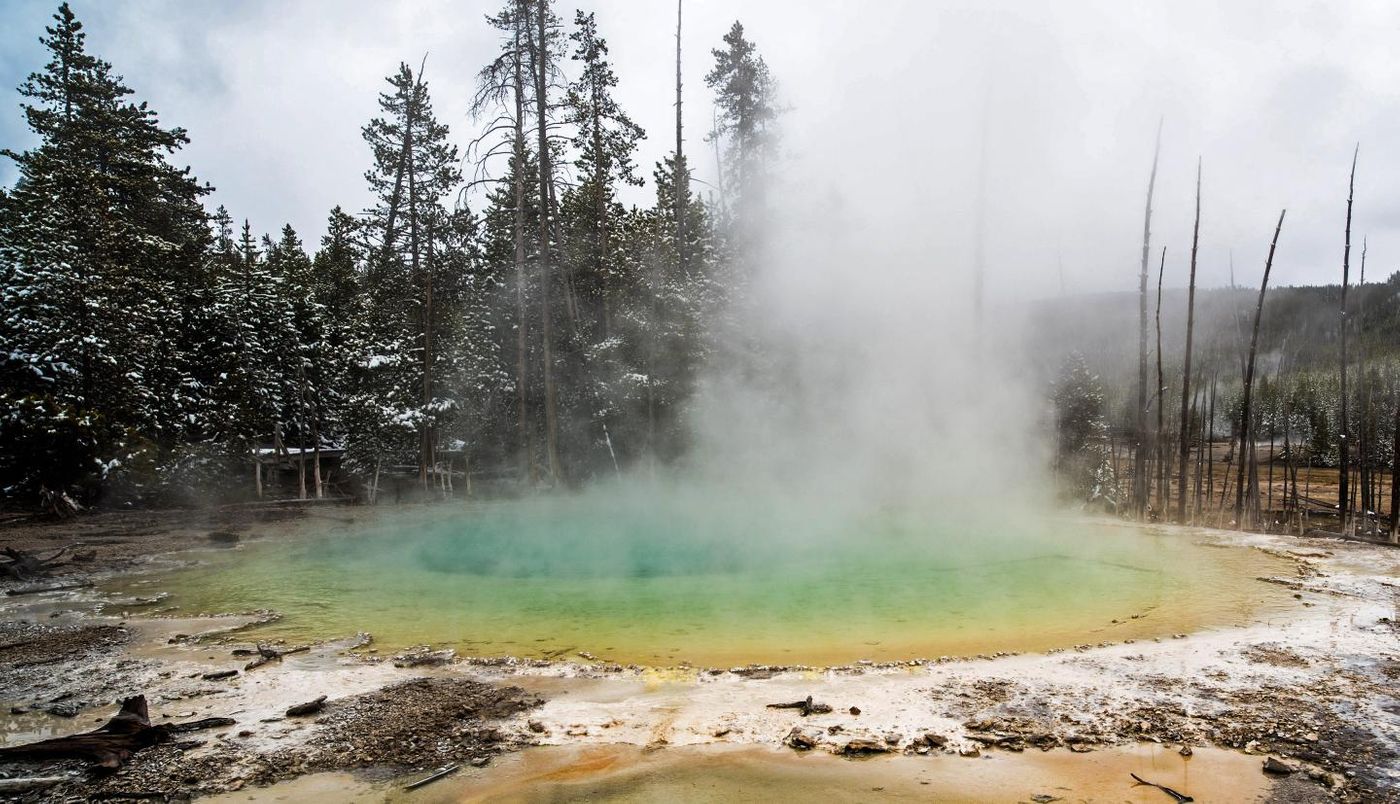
[[0, 696, 233, 769], [39, 486, 82, 519], [1130, 772, 1194, 803], [285, 695, 327, 717], [766, 695, 833, 717], [0, 546, 71, 581], [237, 643, 310, 671]]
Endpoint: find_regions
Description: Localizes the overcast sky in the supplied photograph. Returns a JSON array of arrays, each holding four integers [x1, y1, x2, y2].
[[2, 0, 1399, 299]]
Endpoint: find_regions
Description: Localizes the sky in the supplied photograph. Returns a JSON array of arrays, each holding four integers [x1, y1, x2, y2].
[[2, 0, 1399, 299]]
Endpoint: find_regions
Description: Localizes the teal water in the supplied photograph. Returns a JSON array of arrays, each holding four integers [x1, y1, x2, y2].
[[128, 496, 1292, 666]]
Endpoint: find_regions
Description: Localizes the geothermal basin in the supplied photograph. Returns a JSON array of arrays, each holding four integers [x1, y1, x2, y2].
[[121, 494, 1296, 667]]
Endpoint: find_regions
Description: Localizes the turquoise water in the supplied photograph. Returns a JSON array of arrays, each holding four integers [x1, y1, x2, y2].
[[131, 495, 1292, 666]]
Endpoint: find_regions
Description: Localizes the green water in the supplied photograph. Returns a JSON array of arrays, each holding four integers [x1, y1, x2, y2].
[[129, 495, 1292, 666]]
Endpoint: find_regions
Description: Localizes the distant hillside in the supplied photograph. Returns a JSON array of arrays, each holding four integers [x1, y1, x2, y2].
[[1026, 273, 1400, 392]]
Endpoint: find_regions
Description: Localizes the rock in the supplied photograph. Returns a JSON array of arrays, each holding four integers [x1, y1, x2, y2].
[[207, 530, 241, 545], [924, 733, 948, 748], [849, 706, 861, 716], [1263, 757, 1296, 775], [1179, 745, 1193, 757], [959, 746, 981, 758], [883, 732, 901, 746], [841, 737, 892, 755], [202, 669, 238, 681], [712, 727, 731, 738], [45, 702, 79, 718], [785, 727, 819, 751], [470, 756, 489, 767], [527, 720, 546, 733], [393, 647, 456, 668]]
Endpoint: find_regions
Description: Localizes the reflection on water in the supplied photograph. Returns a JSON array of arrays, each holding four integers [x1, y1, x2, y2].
[[115, 499, 1295, 666]]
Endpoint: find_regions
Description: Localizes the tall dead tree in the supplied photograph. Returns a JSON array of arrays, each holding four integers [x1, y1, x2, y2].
[[533, 0, 562, 483], [1357, 240, 1370, 526], [1390, 376, 1400, 542], [674, 0, 685, 273], [1339, 146, 1357, 531], [512, 5, 534, 483], [1154, 246, 1166, 513], [1234, 209, 1286, 528], [406, 59, 427, 488], [1176, 159, 1202, 521], [1133, 121, 1163, 519]]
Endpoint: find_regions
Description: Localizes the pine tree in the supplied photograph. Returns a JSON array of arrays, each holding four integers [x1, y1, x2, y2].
[[562, 10, 645, 341], [352, 61, 463, 492], [0, 3, 211, 496], [704, 21, 778, 232], [1053, 353, 1112, 504]]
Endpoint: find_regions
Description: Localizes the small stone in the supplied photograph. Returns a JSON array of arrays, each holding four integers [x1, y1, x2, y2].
[[959, 746, 980, 758], [785, 727, 819, 751], [849, 706, 861, 716], [471, 756, 490, 767], [527, 720, 546, 733], [1263, 757, 1296, 775], [46, 702, 79, 718], [1179, 745, 1194, 757]]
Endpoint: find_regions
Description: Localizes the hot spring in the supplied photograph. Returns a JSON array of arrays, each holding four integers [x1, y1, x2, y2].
[[126, 490, 1295, 666]]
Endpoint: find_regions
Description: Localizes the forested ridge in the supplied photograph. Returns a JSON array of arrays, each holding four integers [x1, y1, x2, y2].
[[0, 2, 780, 505], [1043, 148, 1400, 541]]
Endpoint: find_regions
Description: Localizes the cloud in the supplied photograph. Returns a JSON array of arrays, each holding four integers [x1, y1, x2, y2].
[[1, 0, 1398, 294]]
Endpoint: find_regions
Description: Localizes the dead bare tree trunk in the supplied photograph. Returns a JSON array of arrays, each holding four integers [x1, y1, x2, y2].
[[0, 696, 231, 769], [1207, 367, 1217, 523], [1234, 209, 1286, 529], [534, 0, 561, 484], [1134, 121, 1163, 519], [1155, 246, 1166, 515], [1357, 240, 1370, 529], [311, 389, 324, 499], [1177, 159, 1201, 521], [1390, 377, 1400, 542], [511, 5, 534, 485], [421, 210, 436, 492], [674, 0, 686, 274], [1339, 146, 1358, 533], [404, 61, 427, 489]]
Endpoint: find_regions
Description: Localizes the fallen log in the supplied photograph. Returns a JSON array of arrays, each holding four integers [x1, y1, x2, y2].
[[404, 764, 460, 791], [766, 695, 833, 717], [6, 581, 93, 597], [241, 643, 310, 670], [1129, 772, 1194, 802], [0, 546, 71, 581], [0, 696, 232, 769], [0, 776, 71, 793], [285, 695, 327, 717]]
